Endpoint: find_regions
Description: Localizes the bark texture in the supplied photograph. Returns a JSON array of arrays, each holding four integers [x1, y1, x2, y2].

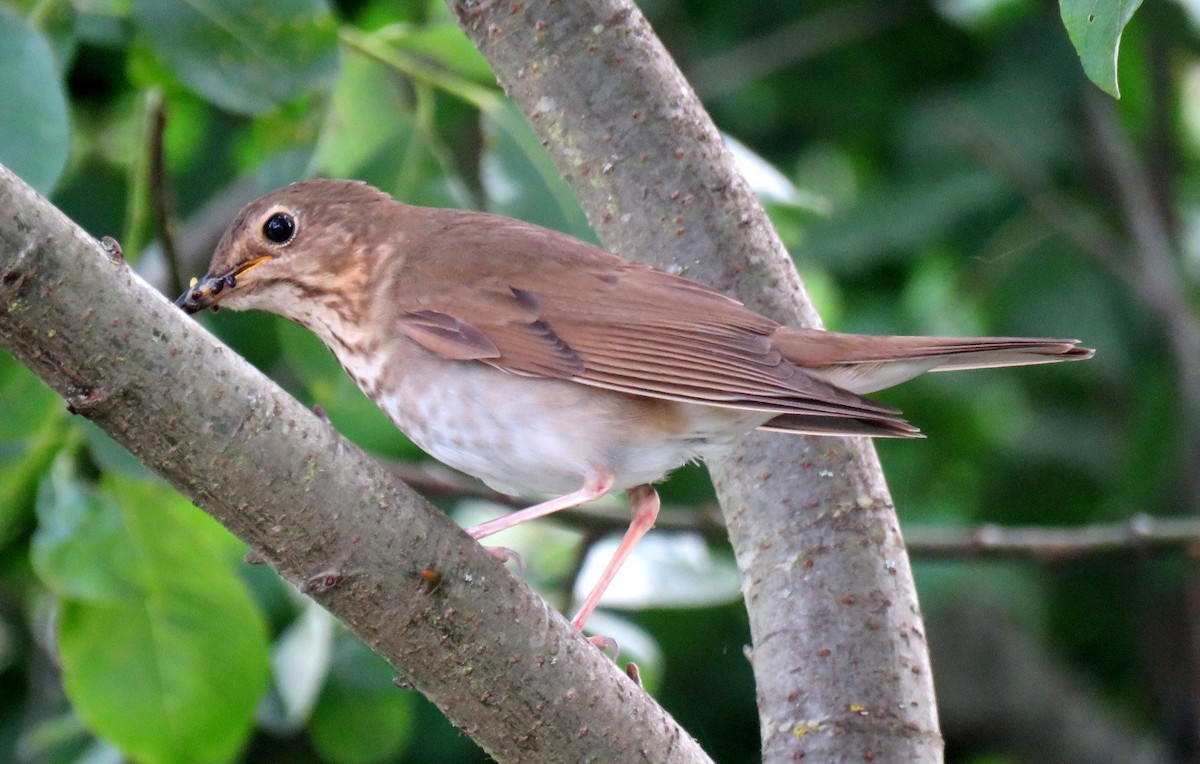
[[0, 164, 711, 764], [447, 1, 943, 760]]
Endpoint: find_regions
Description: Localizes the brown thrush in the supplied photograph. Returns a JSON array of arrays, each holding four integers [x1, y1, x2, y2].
[[176, 179, 1092, 631]]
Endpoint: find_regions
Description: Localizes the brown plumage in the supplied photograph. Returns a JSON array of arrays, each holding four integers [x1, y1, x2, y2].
[[177, 179, 1092, 633]]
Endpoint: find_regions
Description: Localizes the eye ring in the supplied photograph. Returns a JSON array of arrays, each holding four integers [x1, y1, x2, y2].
[[262, 212, 296, 244]]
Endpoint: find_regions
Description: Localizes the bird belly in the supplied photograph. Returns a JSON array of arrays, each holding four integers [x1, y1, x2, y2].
[[362, 355, 762, 498]]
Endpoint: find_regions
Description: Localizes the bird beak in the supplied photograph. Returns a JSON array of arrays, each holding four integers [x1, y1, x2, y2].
[[175, 272, 236, 314], [175, 255, 274, 313]]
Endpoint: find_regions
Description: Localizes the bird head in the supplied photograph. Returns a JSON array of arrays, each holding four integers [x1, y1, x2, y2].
[[175, 179, 393, 318]]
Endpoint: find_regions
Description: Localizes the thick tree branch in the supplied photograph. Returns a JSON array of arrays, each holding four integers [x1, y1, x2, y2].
[[0, 165, 710, 764], [447, 1, 941, 761]]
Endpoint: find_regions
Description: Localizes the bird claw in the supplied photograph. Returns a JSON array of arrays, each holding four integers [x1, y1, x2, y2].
[[485, 546, 525, 578], [587, 634, 619, 659]]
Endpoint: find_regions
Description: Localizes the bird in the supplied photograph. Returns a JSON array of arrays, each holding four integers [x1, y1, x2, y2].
[[176, 178, 1093, 633]]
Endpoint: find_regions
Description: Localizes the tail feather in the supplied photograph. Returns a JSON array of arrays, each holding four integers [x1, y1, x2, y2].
[[758, 412, 923, 439], [772, 329, 1093, 395], [923, 345, 1094, 372]]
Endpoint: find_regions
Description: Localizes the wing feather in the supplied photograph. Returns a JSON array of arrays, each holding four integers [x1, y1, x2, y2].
[[383, 207, 1056, 435]]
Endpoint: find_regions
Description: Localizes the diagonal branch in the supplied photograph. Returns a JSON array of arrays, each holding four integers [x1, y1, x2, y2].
[[0, 164, 710, 764], [446, 1, 942, 761]]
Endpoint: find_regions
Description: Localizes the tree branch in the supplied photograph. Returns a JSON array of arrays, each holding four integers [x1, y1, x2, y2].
[[905, 516, 1200, 560], [146, 89, 185, 300], [687, 0, 915, 99], [447, 1, 941, 761], [0, 164, 710, 764], [1079, 84, 1200, 757], [393, 463, 1200, 560]]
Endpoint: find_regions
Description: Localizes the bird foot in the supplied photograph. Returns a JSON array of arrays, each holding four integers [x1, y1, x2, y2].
[[587, 634, 619, 658], [485, 545, 525, 578]]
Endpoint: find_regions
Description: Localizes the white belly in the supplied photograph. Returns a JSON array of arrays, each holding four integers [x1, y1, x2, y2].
[[351, 349, 762, 497]]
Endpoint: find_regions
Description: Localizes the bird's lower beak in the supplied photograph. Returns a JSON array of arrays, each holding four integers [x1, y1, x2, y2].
[[175, 273, 235, 314]]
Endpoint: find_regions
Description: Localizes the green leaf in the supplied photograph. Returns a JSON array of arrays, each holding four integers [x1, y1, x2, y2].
[[797, 169, 1007, 272], [40, 470, 269, 764], [0, 358, 68, 546], [575, 534, 741, 610], [314, 48, 414, 180], [79, 420, 156, 481], [14, 711, 97, 762], [1059, 0, 1143, 98], [32, 457, 144, 603], [129, 0, 340, 115], [385, 22, 495, 85], [308, 634, 415, 764], [481, 101, 595, 241], [0, 4, 70, 194], [312, 49, 467, 208], [22, 0, 78, 72], [73, 1, 130, 47]]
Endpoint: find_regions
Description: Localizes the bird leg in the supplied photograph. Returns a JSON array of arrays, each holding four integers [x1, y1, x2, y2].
[[464, 473, 660, 635], [569, 484, 660, 632], [466, 469, 616, 540]]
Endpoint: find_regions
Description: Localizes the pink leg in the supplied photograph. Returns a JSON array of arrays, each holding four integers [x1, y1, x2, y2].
[[466, 469, 615, 540], [570, 484, 660, 632]]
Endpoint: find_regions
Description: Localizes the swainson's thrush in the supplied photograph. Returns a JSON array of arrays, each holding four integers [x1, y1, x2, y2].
[[177, 179, 1092, 631]]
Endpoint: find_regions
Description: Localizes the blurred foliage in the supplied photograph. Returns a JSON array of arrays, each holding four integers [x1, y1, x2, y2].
[[0, 0, 1192, 762]]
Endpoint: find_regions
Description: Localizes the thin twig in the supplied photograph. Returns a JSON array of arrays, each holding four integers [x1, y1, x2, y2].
[[904, 516, 1200, 560], [147, 90, 185, 298], [1144, 2, 1179, 230], [392, 461, 1200, 560], [1081, 90, 1200, 420], [938, 110, 1129, 276], [1080, 76, 1200, 752], [687, 1, 916, 99]]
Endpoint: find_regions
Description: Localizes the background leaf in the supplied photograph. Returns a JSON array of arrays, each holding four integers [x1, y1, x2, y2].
[[0, 359, 68, 546], [129, 0, 340, 115], [1060, 0, 1144, 97], [307, 634, 416, 764], [0, 4, 70, 194], [41, 469, 270, 764]]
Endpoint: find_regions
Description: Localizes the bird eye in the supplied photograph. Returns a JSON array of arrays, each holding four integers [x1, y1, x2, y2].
[[262, 212, 296, 244]]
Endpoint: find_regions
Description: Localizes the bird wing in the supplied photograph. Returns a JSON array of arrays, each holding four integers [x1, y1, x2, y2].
[[387, 208, 914, 435]]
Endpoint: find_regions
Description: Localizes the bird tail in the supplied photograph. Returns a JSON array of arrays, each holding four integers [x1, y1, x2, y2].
[[757, 412, 924, 438], [771, 328, 1094, 395]]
